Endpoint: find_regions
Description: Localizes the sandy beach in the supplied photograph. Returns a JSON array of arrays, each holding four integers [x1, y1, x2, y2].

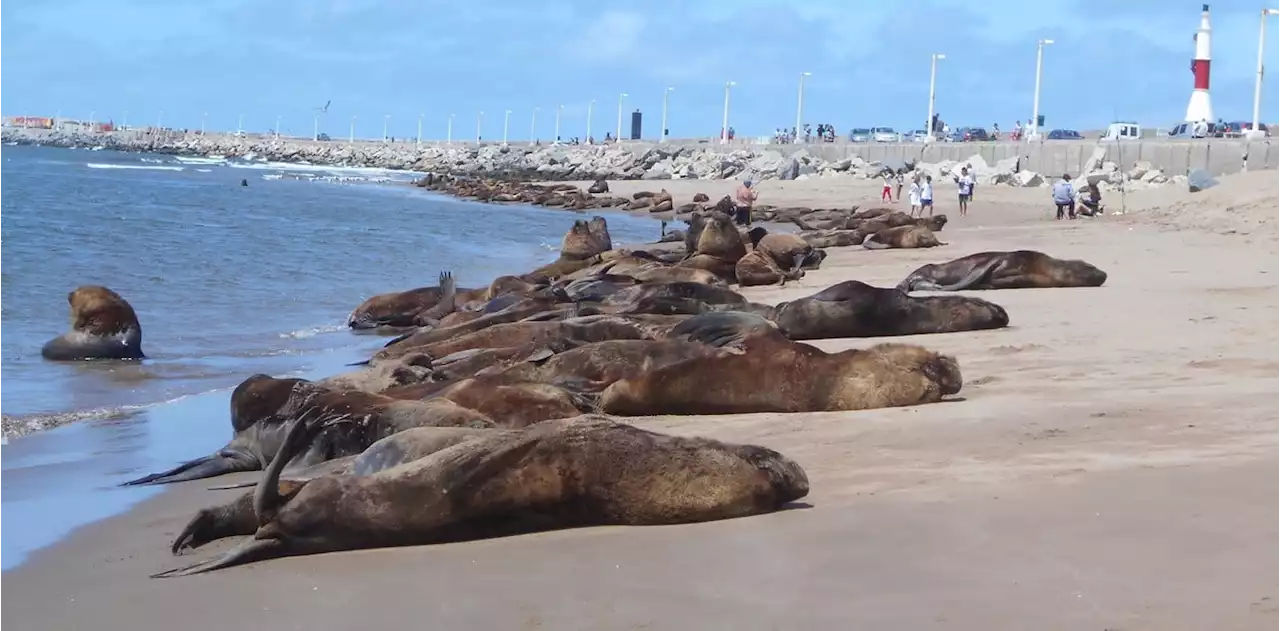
[[5, 172, 1277, 630]]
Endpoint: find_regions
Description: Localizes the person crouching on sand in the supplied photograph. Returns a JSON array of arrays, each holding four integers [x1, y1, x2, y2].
[[734, 179, 758, 226], [1052, 173, 1077, 220]]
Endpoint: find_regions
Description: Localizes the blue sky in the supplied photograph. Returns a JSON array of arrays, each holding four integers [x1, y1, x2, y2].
[[3, 0, 1278, 140]]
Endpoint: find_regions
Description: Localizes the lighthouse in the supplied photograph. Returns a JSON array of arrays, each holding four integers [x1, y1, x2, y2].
[[1185, 4, 1214, 123]]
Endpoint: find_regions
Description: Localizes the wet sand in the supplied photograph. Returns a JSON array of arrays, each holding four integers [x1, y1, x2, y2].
[[6, 172, 1277, 630]]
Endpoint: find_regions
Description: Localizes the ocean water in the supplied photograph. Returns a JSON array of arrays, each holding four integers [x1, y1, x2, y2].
[[0, 145, 661, 568]]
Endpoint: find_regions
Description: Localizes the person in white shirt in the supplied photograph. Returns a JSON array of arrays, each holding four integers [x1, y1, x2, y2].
[[908, 176, 922, 216], [920, 175, 935, 216], [953, 167, 975, 217]]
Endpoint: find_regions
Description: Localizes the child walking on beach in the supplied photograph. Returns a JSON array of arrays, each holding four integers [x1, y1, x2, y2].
[[920, 175, 934, 216], [908, 177, 922, 216], [882, 172, 895, 202]]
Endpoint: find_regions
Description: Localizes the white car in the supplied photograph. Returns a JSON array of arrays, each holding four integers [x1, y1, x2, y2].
[[908, 130, 930, 143], [872, 127, 900, 143]]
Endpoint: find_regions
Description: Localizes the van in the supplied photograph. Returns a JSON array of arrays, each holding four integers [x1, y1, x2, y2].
[[1100, 122, 1141, 141]]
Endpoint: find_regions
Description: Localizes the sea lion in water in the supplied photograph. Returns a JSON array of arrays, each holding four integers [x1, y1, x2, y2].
[[897, 250, 1109, 292], [768, 280, 1009, 340], [347, 271, 484, 329], [153, 414, 809, 577], [598, 324, 962, 415], [861, 224, 944, 250], [41, 285, 146, 361], [169, 426, 506, 553], [560, 216, 613, 260]]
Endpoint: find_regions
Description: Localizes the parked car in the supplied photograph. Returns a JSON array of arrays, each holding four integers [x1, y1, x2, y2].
[[848, 128, 872, 143], [317, 132, 332, 141], [908, 129, 930, 142], [1046, 129, 1083, 140], [1101, 122, 1142, 141], [1218, 121, 1270, 138], [947, 127, 989, 142], [871, 127, 899, 143], [1167, 122, 1205, 139]]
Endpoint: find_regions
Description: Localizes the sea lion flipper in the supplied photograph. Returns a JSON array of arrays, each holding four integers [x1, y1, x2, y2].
[[120, 450, 257, 487], [938, 258, 1002, 291], [152, 539, 284, 579]]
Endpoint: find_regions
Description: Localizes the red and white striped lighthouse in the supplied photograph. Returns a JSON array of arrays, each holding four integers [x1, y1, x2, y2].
[[1185, 3, 1215, 123]]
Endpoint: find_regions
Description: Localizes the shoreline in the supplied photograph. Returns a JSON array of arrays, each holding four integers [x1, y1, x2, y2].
[[4, 171, 1275, 627]]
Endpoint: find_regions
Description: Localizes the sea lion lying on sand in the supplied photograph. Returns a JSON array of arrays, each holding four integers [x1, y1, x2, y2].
[[897, 250, 1109, 292], [348, 272, 485, 330], [862, 225, 944, 250], [598, 315, 962, 415], [153, 414, 809, 577], [121, 377, 496, 486], [41, 285, 146, 361], [170, 426, 505, 551], [768, 280, 1009, 340], [477, 339, 731, 392]]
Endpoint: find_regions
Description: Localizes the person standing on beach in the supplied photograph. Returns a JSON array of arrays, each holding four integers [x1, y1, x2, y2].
[[895, 171, 905, 201], [1052, 173, 1076, 220], [908, 176, 922, 217], [920, 175, 934, 215], [734, 179, 758, 226], [881, 171, 895, 202], [954, 167, 974, 217]]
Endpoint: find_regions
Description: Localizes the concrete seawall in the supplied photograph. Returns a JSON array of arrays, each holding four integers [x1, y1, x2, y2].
[[4, 126, 1272, 179]]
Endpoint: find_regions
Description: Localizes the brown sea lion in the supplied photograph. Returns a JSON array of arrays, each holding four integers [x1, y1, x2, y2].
[[479, 339, 729, 392], [153, 414, 809, 577], [169, 426, 507, 553], [853, 212, 947, 234], [120, 374, 307, 486], [316, 353, 435, 394], [677, 211, 748, 281], [348, 272, 484, 330], [692, 192, 710, 203], [560, 216, 613, 260], [375, 315, 675, 364], [598, 324, 962, 415], [587, 179, 609, 194], [749, 231, 827, 271], [862, 224, 944, 250], [426, 378, 590, 427], [799, 229, 865, 248], [735, 249, 804, 287], [768, 280, 1009, 340], [896, 250, 1109, 292], [41, 285, 146, 361]]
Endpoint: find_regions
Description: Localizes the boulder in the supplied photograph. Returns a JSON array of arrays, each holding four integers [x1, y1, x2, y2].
[[1012, 171, 1044, 187], [1127, 161, 1152, 181], [1186, 168, 1218, 193]]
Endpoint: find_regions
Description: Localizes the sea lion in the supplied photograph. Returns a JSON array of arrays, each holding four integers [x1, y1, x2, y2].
[[799, 229, 865, 248], [768, 280, 1009, 340], [560, 216, 613, 260], [692, 192, 710, 203], [598, 325, 962, 415], [41, 285, 146, 361], [316, 352, 435, 393], [426, 378, 591, 427], [375, 315, 676, 364], [120, 377, 495, 486], [479, 339, 730, 392], [897, 250, 1109, 292], [587, 179, 609, 194], [121, 374, 307, 486], [735, 249, 804, 287], [153, 414, 809, 577], [749, 231, 827, 271], [170, 426, 507, 552], [348, 271, 484, 330], [677, 211, 748, 281], [862, 224, 944, 250]]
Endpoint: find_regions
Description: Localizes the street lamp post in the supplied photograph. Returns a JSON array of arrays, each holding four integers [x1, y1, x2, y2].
[[925, 53, 945, 143], [1029, 40, 1053, 140], [447, 114, 454, 145], [313, 114, 320, 141], [530, 107, 539, 146], [349, 116, 356, 145], [554, 104, 563, 143], [382, 114, 390, 142], [502, 109, 511, 145], [200, 112, 206, 135], [417, 113, 424, 148], [476, 111, 483, 145], [721, 80, 736, 145], [275, 114, 282, 138], [660, 87, 674, 143], [795, 72, 812, 143], [586, 100, 595, 143], [237, 113, 244, 136], [1252, 9, 1280, 138], [157, 110, 164, 130], [616, 92, 628, 141], [123, 110, 129, 130]]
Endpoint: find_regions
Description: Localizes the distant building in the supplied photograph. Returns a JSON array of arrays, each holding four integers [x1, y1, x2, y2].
[[5, 116, 55, 129]]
